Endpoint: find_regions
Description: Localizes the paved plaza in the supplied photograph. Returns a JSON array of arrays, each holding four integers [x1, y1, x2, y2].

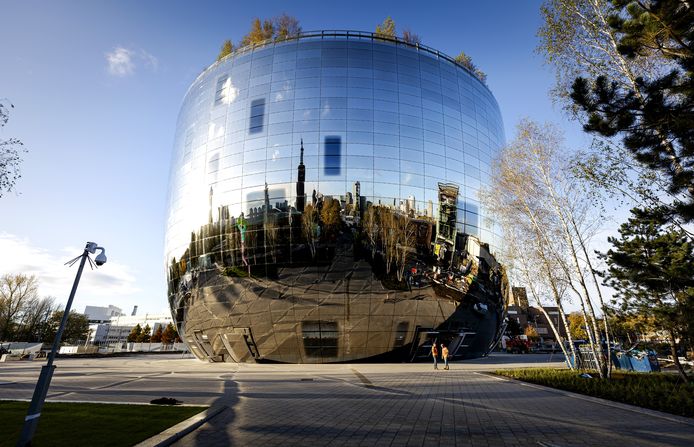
[[1, 353, 692, 446]]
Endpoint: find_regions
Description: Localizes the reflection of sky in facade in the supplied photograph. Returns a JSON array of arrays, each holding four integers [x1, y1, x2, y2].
[[165, 36, 505, 263]]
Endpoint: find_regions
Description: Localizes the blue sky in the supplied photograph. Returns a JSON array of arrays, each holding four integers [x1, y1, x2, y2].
[[0, 0, 595, 314]]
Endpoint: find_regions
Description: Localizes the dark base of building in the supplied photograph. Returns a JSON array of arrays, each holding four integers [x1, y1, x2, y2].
[[172, 222, 505, 364], [177, 264, 503, 364]]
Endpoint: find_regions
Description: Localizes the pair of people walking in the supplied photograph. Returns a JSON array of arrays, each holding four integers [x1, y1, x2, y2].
[[431, 342, 449, 370]]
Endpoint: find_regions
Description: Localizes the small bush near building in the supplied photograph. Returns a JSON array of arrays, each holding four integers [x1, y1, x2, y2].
[[495, 368, 694, 418]]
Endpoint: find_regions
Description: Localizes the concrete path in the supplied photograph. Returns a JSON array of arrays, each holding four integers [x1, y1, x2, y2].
[[1, 353, 692, 446]]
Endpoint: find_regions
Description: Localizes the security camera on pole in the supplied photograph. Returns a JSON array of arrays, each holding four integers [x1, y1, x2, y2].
[[17, 242, 106, 447]]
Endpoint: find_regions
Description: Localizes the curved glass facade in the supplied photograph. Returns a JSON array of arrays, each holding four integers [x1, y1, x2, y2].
[[166, 33, 507, 363]]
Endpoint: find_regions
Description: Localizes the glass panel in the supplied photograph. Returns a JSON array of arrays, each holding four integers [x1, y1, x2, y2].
[[249, 98, 265, 134], [323, 136, 342, 176]]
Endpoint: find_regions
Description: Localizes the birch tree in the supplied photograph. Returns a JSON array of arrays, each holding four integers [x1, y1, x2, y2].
[[484, 120, 612, 375], [500, 218, 578, 368], [538, 0, 692, 233]]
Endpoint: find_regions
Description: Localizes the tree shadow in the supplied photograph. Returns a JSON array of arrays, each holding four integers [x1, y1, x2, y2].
[[174, 375, 239, 446]]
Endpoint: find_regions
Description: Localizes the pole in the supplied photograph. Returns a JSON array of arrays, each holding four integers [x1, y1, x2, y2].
[[17, 248, 89, 447]]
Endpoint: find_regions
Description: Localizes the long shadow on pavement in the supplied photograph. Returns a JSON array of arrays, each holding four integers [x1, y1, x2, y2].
[[174, 375, 239, 446]]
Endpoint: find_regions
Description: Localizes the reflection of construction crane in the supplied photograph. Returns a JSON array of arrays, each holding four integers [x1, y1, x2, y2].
[[435, 182, 459, 249]]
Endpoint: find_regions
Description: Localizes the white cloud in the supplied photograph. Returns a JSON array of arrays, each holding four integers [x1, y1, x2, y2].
[[105, 46, 158, 77], [106, 47, 135, 76], [0, 233, 141, 305]]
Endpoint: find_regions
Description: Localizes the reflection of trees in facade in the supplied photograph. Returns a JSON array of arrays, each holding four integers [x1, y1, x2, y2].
[[362, 206, 379, 258], [379, 207, 398, 275], [396, 216, 417, 282], [302, 203, 318, 258], [264, 216, 279, 263], [320, 197, 341, 239], [353, 204, 432, 284]]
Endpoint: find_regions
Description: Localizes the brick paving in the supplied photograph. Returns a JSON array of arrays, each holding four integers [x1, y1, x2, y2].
[[1, 354, 692, 446], [173, 365, 693, 447]]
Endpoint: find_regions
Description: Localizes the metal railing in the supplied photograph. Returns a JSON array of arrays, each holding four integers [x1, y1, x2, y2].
[[205, 29, 487, 87]]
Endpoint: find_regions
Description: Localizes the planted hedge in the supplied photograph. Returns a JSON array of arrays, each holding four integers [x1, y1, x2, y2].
[[495, 368, 694, 418]]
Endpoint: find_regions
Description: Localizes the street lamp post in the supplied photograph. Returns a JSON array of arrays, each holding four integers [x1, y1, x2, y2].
[[17, 242, 106, 447]]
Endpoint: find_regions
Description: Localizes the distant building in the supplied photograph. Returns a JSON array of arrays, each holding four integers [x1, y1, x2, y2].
[[87, 312, 174, 344], [509, 287, 529, 310], [507, 303, 565, 342], [83, 305, 123, 323], [407, 195, 416, 216]]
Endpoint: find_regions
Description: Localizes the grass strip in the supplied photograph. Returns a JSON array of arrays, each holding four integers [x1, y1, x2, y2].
[[1, 401, 206, 447], [495, 368, 694, 418]]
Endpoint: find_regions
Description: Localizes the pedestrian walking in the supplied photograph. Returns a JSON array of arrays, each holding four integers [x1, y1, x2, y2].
[[431, 342, 439, 369], [441, 343, 449, 370]]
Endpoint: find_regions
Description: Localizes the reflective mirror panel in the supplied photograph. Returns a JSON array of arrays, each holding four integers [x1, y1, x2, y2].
[[166, 35, 507, 363]]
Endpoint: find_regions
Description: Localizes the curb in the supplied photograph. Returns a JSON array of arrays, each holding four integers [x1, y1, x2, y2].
[[480, 372, 694, 427], [134, 405, 228, 447]]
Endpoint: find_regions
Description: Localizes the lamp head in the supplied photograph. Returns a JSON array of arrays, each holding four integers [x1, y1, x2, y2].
[[94, 247, 107, 266]]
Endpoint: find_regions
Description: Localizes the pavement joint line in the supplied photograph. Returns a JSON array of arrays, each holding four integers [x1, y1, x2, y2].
[[93, 372, 168, 390], [476, 372, 508, 382], [480, 371, 694, 427], [133, 405, 227, 447], [46, 391, 74, 399]]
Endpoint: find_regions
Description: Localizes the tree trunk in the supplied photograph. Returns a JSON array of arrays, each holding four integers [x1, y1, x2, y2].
[[527, 259, 577, 370], [668, 329, 689, 384], [536, 303, 573, 368], [556, 302, 578, 368], [543, 175, 607, 378], [571, 213, 613, 377]]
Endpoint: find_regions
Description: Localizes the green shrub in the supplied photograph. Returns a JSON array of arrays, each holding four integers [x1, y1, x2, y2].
[[495, 368, 694, 417]]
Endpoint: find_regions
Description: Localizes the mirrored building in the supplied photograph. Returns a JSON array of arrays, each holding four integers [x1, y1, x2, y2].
[[165, 31, 508, 363]]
